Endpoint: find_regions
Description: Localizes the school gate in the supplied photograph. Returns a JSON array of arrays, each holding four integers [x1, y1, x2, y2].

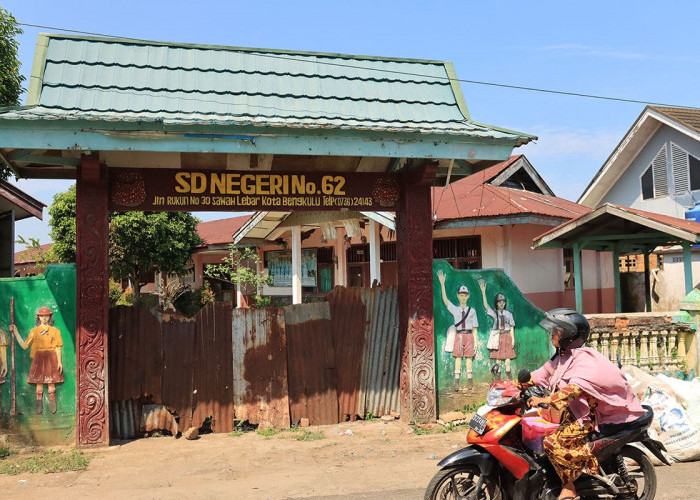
[[0, 34, 532, 445]]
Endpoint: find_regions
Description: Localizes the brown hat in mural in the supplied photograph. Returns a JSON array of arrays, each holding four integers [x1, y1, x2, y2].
[[36, 306, 53, 316]]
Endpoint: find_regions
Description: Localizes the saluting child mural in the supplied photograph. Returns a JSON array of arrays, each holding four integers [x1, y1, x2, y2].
[[437, 270, 479, 391], [479, 279, 516, 381], [9, 306, 64, 414]]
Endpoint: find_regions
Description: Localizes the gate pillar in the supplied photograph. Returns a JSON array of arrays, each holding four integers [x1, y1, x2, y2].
[[396, 162, 437, 423], [75, 155, 110, 446]]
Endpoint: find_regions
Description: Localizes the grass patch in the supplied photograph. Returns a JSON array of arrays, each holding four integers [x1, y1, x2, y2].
[[411, 424, 449, 435], [290, 429, 326, 441], [0, 448, 90, 475], [0, 446, 13, 459], [228, 430, 245, 437], [256, 427, 280, 438]]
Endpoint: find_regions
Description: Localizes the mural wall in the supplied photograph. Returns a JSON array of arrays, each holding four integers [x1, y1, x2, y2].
[[0, 265, 76, 444], [433, 261, 552, 413]]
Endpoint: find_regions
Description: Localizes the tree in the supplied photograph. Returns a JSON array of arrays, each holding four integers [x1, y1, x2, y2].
[[15, 235, 54, 273], [0, 8, 26, 181], [48, 186, 77, 263], [204, 246, 272, 307], [48, 186, 202, 301]]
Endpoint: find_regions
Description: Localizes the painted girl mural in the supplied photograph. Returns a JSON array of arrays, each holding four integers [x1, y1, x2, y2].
[[437, 270, 479, 391], [479, 279, 516, 381], [9, 306, 64, 414]]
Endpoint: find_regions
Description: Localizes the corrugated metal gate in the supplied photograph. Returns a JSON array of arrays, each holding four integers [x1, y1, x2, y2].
[[108, 286, 399, 437]]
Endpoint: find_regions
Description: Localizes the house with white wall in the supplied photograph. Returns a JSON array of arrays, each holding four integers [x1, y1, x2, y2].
[[578, 106, 700, 310]]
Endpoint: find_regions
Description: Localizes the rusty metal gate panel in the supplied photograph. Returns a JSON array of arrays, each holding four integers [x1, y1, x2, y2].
[[285, 302, 339, 426], [361, 287, 400, 417], [108, 306, 163, 402], [192, 302, 234, 433], [161, 317, 197, 430], [327, 287, 372, 421], [232, 307, 290, 428]]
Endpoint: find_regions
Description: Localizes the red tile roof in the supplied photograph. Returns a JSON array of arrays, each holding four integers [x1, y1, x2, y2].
[[197, 215, 252, 246], [14, 243, 53, 264], [432, 174, 589, 221]]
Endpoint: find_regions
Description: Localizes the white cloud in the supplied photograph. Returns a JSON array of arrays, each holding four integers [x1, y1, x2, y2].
[[526, 44, 700, 64]]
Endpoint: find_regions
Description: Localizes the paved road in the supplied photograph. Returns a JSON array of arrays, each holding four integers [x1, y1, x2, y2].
[[303, 461, 700, 500]]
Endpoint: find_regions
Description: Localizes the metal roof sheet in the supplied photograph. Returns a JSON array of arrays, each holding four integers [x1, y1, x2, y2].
[[2, 34, 533, 142]]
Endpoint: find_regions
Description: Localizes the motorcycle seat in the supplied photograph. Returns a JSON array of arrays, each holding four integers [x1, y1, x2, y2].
[[589, 405, 653, 441]]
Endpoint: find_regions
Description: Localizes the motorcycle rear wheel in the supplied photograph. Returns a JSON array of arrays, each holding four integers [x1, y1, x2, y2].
[[603, 445, 657, 500], [424, 465, 502, 500]]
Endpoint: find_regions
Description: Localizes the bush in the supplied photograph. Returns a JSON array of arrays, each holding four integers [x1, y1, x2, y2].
[[109, 279, 123, 307], [173, 283, 215, 317]]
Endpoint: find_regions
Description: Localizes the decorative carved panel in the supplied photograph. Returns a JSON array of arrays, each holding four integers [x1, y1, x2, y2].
[[396, 163, 437, 423], [76, 156, 110, 446]]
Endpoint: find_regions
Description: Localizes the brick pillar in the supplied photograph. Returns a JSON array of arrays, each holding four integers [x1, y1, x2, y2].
[[75, 155, 110, 446], [395, 162, 437, 423]]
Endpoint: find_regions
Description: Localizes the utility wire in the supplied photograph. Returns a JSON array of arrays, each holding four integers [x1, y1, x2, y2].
[[17, 22, 700, 110]]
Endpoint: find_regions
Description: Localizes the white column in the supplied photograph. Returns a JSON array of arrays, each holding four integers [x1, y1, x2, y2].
[[292, 225, 302, 304], [335, 227, 348, 287], [369, 220, 381, 286], [236, 266, 243, 308]]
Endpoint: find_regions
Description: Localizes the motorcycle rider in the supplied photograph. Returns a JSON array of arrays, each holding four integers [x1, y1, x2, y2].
[[523, 308, 645, 500]]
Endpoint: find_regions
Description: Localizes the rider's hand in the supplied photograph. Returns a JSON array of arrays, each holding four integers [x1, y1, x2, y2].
[[528, 396, 551, 408]]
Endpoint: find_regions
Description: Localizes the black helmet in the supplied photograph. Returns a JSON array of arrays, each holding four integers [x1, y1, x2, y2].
[[539, 308, 590, 350]]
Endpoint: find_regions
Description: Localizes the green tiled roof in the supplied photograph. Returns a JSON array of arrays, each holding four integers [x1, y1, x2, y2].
[[2, 34, 532, 144]]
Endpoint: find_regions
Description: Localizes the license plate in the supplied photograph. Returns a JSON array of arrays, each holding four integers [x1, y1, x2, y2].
[[469, 414, 488, 435]]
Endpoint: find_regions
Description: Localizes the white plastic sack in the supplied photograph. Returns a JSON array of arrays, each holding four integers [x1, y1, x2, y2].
[[644, 387, 700, 463], [656, 374, 700, 430]]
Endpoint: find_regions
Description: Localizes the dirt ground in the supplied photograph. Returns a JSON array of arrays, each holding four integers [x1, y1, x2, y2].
[[0, 419, 698, 500]]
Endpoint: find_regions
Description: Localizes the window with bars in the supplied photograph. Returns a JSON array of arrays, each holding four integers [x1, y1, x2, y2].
[[346, 242, 397, 263], [641, 144, 669, 200], [433, 236, 482, 269]]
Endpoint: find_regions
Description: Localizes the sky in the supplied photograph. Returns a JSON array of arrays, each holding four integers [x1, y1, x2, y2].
[[6, 0, 700, 252]]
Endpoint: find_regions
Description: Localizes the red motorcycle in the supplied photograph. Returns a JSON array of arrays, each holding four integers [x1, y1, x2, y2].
[[425, 375, 670, 500]]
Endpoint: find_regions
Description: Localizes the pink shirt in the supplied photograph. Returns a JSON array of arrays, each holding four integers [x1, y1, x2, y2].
[[532, 347, 645, 428]]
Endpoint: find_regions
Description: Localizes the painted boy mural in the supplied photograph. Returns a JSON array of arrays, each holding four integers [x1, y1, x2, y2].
[[9, 306, 64, 414], [479, 279, 516, 381], [0, 325, 7, 416], [437, 270, 478, 391]]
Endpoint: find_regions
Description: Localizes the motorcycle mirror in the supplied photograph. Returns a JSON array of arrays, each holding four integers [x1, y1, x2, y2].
[[517, 369, 531, 384]]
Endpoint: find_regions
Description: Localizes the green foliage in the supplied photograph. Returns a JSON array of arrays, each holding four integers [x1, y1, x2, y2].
[[109, 212, 202, 300], [0, 449, 90, 475], [411, 424, 448, 435], [252, 294, 272, 308], [0, 8, 24, 182], [48, 186, 203, 300], [461, 398, 486, 414], [228, 430, 245, 437], [48, 185, 77, 263], [108, 279, 123, 307], [256, 427, 280, 438], [364, 411, 377, 421], [290, 429, 326, 441], [204, 246, 272, 306], [172, 282, 215, 317], [0, 446, 12, 459]]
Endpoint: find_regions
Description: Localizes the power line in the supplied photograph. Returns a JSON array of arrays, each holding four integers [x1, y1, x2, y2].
[[17, 22, 699, 110]]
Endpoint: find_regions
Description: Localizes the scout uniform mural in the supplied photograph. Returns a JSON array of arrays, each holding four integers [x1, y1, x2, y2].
[[479, 279, 516, 381], [0, 264, 76, 445], [437, 270, 478, 390], [433, 261, 551, 414], [10, 307, 64, 414]]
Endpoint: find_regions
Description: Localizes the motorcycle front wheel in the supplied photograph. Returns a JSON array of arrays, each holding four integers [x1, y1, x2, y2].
[[424, 465, 503, 500]]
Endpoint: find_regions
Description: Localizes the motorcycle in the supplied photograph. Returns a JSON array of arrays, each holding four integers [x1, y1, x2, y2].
[[425, 372, 670, 500]]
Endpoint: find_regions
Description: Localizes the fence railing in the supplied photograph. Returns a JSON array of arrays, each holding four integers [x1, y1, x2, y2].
[[586, 313, 696, 375]]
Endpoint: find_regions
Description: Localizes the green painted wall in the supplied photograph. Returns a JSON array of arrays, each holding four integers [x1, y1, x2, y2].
[[433, 261, 552, 413], [0, 265, 76, 444]]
